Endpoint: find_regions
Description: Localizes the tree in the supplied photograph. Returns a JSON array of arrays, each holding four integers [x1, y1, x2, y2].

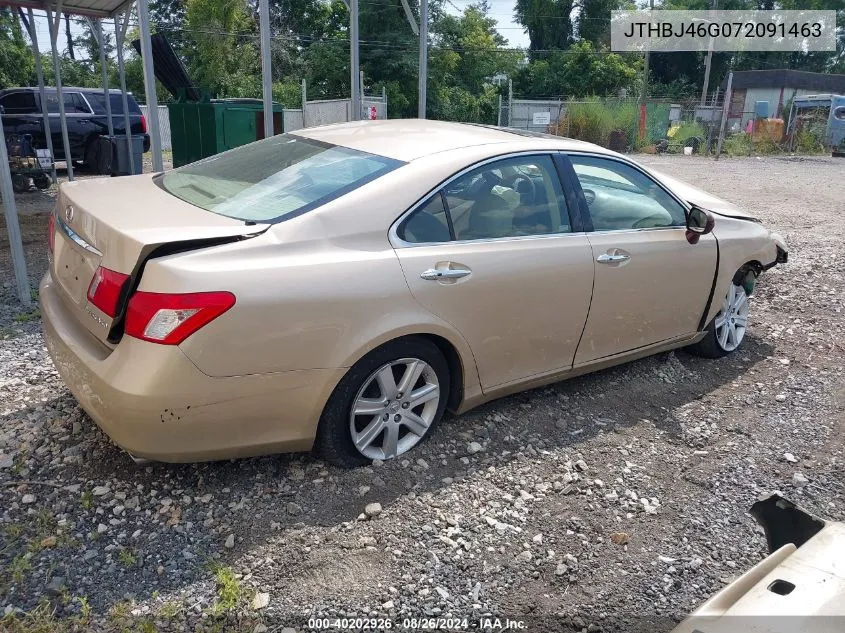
[[0, 8, 33, 90], [183, 0, 260, 97], [65, 14, 75, 59], [434, 5, 521, 94], [576, 0, 621, 47], [514, 0, 575, 56], [513, 41, 640, 97]]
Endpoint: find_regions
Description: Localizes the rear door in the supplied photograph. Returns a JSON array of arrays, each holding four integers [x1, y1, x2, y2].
[[392, 153, 595, 390], [560, 152, 717, 365]]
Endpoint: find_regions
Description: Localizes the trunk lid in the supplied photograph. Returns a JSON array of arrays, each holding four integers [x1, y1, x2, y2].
[[51, 174, 268, 345]]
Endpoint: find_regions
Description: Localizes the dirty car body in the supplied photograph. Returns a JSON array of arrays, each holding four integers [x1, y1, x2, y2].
[[39, 120, 787, 466]]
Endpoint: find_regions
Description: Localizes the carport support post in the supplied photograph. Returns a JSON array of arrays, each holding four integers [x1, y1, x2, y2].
[[24, 8, 58, 185], [350, 0, 360, 121], [95, 20, 115, 138], [114, 11, 135, 175], [418, 0, 428, 119], [0, 113, 32, 306], [301, 78, 307, 127], [45, 3, 74, 181], [259, 0, 273, 139], [137, 0, 164, 172]]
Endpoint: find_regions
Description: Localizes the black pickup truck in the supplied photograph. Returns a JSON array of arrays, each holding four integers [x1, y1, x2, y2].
[[0, 87, 151, 168]]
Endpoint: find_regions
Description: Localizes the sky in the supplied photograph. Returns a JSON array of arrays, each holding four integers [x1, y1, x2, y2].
[[26, 0, 531, 57], [445, 0, 530, 48]]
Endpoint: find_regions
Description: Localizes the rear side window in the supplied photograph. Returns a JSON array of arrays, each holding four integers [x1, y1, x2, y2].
[[161, 134, 403, 223], [44, 92, 92, 114], [0, 92, 37, 114], [85, 92, 142, 114], [399, 194, 452, 243]]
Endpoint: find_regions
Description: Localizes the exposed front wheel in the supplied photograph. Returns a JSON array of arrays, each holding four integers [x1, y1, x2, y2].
[[315, 337, 450, 467], [687, 281, 750, 358]]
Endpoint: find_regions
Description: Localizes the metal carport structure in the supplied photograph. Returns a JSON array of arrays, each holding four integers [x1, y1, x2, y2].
[[0, 0, 277, 307], [2, 0, 429, 306]]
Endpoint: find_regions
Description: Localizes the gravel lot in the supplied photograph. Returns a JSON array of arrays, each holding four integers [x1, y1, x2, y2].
[[1, 155, 843, 632]]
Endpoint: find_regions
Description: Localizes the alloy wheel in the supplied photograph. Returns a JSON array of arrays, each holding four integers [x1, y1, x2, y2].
[[349, 358, 441, 460], [714, 283, 749, 352]]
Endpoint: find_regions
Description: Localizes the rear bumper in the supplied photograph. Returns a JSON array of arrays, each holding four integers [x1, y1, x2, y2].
[[40, 271, 345, 462]]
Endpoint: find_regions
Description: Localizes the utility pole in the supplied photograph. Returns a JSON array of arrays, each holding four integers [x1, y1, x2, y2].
[[715, 71, 733, 160], [418, 0, 428, 118], [701, 0, 718, 106], [641, 0, 654, 103]]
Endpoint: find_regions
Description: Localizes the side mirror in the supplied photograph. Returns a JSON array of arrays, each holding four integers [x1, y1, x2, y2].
[[686, 207, 715, 244]]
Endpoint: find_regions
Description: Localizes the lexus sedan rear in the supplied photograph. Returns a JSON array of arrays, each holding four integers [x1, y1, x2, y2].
[[40, 120, 787, 467]]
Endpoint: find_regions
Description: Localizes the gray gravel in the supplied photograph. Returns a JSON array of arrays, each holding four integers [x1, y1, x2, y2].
[[1, 155, 843, 632]]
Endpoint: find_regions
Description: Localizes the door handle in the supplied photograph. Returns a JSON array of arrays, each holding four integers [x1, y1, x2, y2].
[[420, 268, 472, 281], [596, 253, 630, 264]]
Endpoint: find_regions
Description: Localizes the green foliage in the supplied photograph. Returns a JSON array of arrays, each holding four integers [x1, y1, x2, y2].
[[118, 548, 137, 567], [14, 308, 40, 323], [723, 133, 752, 156], [10, 553, 32, 584], [514, 42, 640, 98], [184, 0, 259, 98], [671, 121, 705, 145], [795, 129, 826, 154], [0, 8, 34, 90], [515, 0, 574, 54], [210, 565, 250, 615], [556, 97, 638, 148]]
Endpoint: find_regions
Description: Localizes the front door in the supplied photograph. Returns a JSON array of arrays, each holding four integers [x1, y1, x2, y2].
[[561, 153, 718, 365], [392, 154, 595, 390]]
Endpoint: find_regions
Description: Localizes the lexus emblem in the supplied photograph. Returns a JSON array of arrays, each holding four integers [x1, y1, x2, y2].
[[65, 205, 74, 223]]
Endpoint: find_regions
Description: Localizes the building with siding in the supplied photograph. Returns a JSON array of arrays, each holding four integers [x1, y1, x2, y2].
[[721, 69, 845, 129]]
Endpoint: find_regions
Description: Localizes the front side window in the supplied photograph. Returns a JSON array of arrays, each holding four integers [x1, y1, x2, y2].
[[444, 155, 570, 241], [568, 154, 686, 231], [161, 134, 403, 223]]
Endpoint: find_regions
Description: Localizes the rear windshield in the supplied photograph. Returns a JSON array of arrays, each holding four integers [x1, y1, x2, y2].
[[161, 134, 403, 223]]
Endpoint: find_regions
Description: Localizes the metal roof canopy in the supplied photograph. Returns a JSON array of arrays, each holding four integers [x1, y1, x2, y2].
[[1, 0, 276, 306], [6, 0, 135, 18]]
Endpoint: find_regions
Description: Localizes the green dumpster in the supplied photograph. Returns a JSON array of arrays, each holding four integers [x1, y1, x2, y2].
[[168, 98, 285, 167]]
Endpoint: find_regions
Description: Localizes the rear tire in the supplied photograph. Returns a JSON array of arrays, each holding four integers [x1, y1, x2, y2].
[[314, 337, 450, 468], [687, 281, 750, 358]]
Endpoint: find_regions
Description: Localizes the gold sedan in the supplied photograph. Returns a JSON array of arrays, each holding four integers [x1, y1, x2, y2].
[[40, 120, 787, 466]]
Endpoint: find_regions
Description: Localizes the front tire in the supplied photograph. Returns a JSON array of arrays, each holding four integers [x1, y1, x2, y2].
[[314, 337, 450, 468], [687, 281, 750, 358]]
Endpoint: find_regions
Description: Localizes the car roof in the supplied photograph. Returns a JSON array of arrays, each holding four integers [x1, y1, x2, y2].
[[1, 87, 135, 96], [294, 119, 602, 162]]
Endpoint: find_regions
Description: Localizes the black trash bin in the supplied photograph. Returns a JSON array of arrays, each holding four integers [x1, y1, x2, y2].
[[111, 135, 145, 176]]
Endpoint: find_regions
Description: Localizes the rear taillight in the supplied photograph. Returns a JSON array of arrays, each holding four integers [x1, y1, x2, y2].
[[87, 266, 130, 317], [140, 114, 148, 134], [124, 291, 235, 345], [48, 214, 56, 254]]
